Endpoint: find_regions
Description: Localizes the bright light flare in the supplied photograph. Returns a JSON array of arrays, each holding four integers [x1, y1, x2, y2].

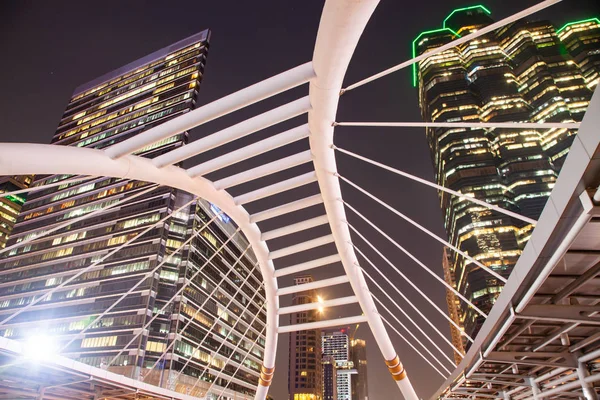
[[23, 334, 58, 362], [317, 295, 325, 313]]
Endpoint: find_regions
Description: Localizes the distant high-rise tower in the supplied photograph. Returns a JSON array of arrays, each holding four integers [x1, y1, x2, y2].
[[350, 339, 368, 400], [322, 330, 357, 400], [0, 176, 32, 249], [289, 275, 323, 400], [0, 30, 269, 399], [414, 6, 597, 340], [442, 247, 465, 365], [322, 356, 338, 400]]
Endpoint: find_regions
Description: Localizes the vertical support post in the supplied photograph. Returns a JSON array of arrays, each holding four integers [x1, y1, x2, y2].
[[577, 359, 598, 400], [530, 377, 541, 400], [503, 391, 511, 400]]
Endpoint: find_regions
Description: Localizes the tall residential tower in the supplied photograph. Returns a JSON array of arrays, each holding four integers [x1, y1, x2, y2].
[[0, 31, 268, 399], [414, 7, 598, 341]]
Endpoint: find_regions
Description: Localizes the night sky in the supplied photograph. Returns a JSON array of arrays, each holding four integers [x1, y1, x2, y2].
[[1, 1, 599, 399]]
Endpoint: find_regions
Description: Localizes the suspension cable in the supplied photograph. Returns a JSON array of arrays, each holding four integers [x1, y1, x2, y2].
[[380, 315, 447, 379], [0, 184, 163, 326], [339, 174, 507, 283], [214, 326, 267, 399], [371, 293, 454, 374], [345, 200, 487, 318], [341, 0, 561, 93], [349, 225, 474, 342], [106, 227, 242, 368], [334, 145, 536, 225], [144, 246, 255, 376], [0, 182, 160, 257], [58, 199, 217, 352], [189, 286, 266, 393], [203, 295, 267, 395], [353, 241, 472, 348], [334, 121, 579, 130], [359, 256, 463, 360]]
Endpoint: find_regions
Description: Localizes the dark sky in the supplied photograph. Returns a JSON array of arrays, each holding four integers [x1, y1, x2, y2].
[[1, 1, 599, 399]]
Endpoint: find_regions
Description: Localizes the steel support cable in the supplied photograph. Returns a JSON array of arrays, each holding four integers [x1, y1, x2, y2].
[[144, 246, 255, 376], [344, 200, 488, 318], [379, 315, 447, 379], [106, 227, 242, 368], [338, 174, 507, 283], [341, 0, 561, 93], [334, 121, 579, 130], [333, 145, 537, 225], [352, 242, 468, 354], [371, 292, 453, 374], [355, 250, 462, 362], [347, 222, 474, 343], [215, 325, 267, 400], [0, 184, 163, 327], [189, 286, 266, 393], [201, 292, 267, 395], [0, 182, 160, 257], [0, 175, 98, 198], [197, 218, 266, 305], [59, 198, 215, 353], [190, 218, 266, 307]]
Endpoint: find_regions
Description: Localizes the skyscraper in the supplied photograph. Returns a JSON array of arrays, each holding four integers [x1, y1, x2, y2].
[[322, 330, 357, 400], [414, 6, 598, 341], [322, 356, 338, 400], [0, 176, 32, 249], [441, 247, 465, 365], [350, 339, 368, 400], [289, 275, 323, 400], [0, 30, 267, 399]]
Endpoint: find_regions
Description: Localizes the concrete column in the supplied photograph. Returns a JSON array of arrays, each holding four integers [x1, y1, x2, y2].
[[503, 390, 511, 400], [529, 377, 542, 400]]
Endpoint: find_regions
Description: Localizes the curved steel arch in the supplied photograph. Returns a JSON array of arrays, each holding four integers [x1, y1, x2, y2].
[[0, 142, 280, 399]]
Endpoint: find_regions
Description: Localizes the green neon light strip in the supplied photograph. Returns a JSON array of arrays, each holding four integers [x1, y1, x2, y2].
[[556, 17, 600, 34], [412, 28, 460, 87], [443, 5, 492, 29]]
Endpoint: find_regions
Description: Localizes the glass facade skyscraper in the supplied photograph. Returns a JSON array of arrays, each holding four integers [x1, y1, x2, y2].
[[414, 7, 598, 343], [0, 30, 267, 399], [322, 330, 357, 400], [350, 339, 368, 400], [289, 275, 323, 400], [0, 175, 32, 249]]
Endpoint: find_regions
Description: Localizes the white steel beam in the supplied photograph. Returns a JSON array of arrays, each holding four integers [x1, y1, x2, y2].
[[269, 234, 334, 260], [234, 171, 317, 205], [276, 275, 350, 296], [273, 254, 341, 277], [250, 194, 323, 223], [187, 124, 310, 177], [277, 315, 368, 333], [152, 96, 311, 168], [277, 296, 358, 315], [105, 62, 315, 159], [214, 150, 313, 190], [261, 215, 329, 241]]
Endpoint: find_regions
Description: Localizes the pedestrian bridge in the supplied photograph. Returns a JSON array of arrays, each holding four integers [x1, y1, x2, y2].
[[0, 0, 599, 399]]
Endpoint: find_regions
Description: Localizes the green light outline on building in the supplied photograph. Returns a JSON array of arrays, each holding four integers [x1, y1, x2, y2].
[[556, 17, 600, 35], [442, 5, 492, 30], [412, 28, 461, 87]]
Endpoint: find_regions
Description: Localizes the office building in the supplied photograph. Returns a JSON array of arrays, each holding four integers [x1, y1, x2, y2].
[[322, 356, 338, 400], [289, 275, 323, 400], [0, 31, 268, 399], [414, 6, 597, 341], [350, 339, 368, 400], [442, 247, 466, 365], [0, 176, 32, 249], [322, 330, 357, 400]]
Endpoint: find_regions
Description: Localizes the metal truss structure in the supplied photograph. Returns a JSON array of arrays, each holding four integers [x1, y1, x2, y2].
[[0, 0, 599, 399]]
